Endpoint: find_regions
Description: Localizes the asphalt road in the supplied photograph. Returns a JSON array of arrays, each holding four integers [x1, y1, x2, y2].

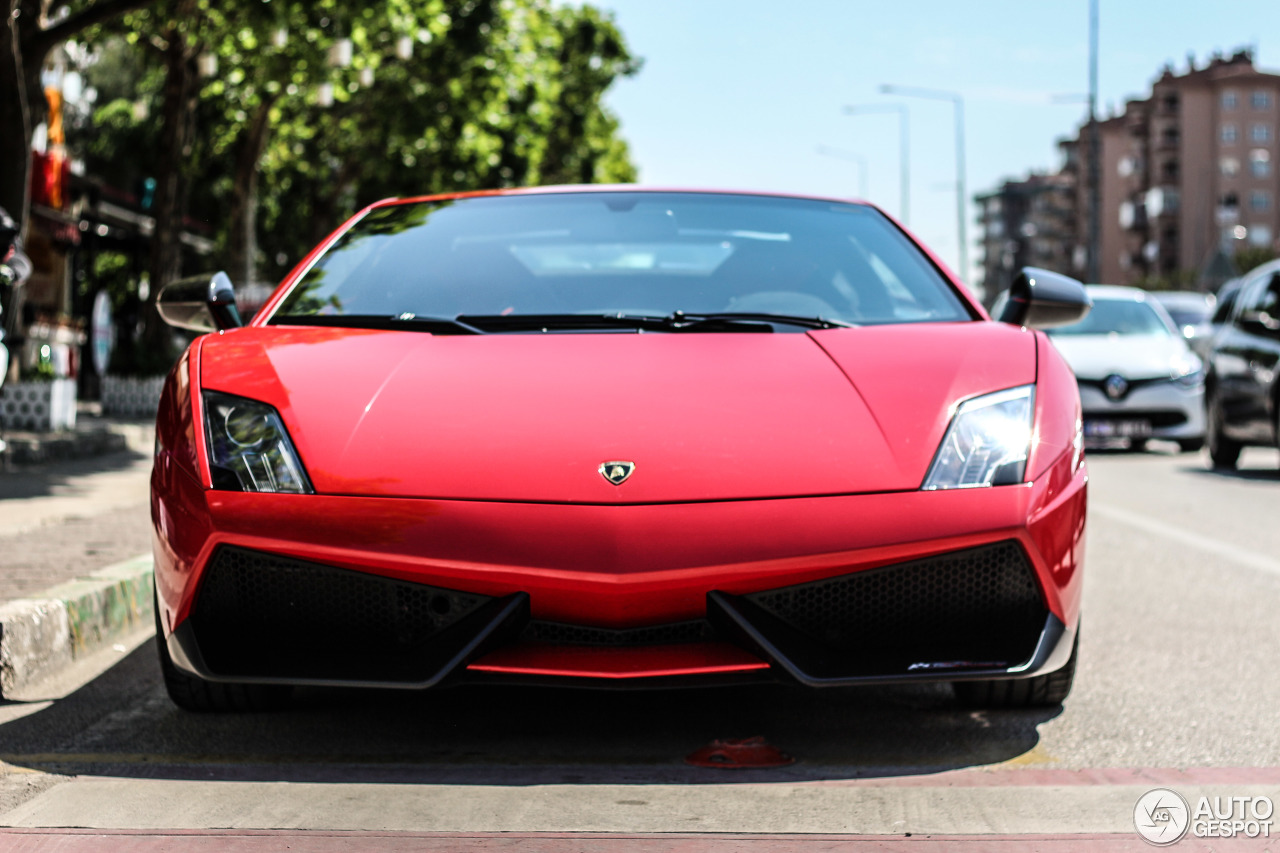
[[0, 444, 1278, 846]]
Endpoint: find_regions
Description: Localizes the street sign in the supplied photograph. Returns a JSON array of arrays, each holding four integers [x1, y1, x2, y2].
[[91, 289, 115, 377]]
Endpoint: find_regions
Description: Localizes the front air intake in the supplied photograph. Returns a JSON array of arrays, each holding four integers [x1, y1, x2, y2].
[[190, 546, 492, 683], [731, 540, 1047, 678]]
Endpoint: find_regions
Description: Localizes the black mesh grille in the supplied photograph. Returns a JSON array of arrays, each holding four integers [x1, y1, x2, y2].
[[522, 620, 714, 647], [191, 546, 490, 681], [744, 540, 1045, 671]]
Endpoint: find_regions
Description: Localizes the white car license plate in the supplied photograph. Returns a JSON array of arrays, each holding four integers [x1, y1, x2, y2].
[[1084, 419, 1152, 438]]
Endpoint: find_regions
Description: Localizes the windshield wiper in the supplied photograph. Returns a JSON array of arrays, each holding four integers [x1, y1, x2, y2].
[[456, 313, 772, 333], [663, 311, 855, 330], [271, 314, 485, 335], [456, 312, 853, 333], [271, 311, 854, 335]]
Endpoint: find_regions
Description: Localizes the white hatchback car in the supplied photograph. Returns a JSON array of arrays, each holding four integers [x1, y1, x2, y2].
[[1046, 285, 1205, 451]]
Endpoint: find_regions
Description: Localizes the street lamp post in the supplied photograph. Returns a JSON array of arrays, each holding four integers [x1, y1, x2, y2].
[[1086, 0, 1100, 284], [880, 85, 967, 282], [815, 145, 869, 199], [842, 104, 910, 225]]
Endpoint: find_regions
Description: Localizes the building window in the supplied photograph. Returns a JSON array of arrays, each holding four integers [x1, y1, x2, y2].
[[1251, 190, 1271, 211], [1252, 149, 1272, 178], [1251, 224, 1273, 247], [1222, 123, 1238, 143], [1251, 123, 1272, 142], [1252, 91, 1273, 109], [1221, 157, 1240, 177], [1223, 91, 1238, 110]]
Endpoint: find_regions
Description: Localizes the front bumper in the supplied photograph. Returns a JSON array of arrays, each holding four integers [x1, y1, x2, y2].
[[153, 447, 1087, 689], [1078, 379, 1205, 441]]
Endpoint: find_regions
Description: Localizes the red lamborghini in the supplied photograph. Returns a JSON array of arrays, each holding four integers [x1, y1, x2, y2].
[[150, 187, 1091, 712]]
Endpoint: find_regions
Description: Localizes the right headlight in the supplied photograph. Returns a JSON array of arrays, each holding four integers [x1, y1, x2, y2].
[[922, 385, 1035, 490], [203, 391, 313, 494]]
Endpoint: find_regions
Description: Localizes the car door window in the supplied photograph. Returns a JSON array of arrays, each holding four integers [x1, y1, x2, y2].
[[1235, 273, 1272, 323], [1211, 288, 1238, 323]]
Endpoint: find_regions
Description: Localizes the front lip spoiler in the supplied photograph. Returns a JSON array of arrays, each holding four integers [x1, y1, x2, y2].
[[706, 590, 1073, 687], [167, 593, 530, 690], [166, 589, 1073, 691]]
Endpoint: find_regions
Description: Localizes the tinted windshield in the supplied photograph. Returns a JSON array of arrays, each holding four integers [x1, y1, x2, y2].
[[1048, 297, 1173, 337], [1163, 306, 1210, 327], [1155, 297, 1212, 327], [271, 192, 972, 328]]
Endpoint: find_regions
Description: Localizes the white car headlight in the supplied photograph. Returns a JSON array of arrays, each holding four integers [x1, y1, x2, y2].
[[922, 385, 1035, 490], [203, 391, 313, 493], [1171, 356, 1205, 388]]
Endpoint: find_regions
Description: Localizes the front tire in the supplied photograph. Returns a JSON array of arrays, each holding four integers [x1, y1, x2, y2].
[[953, 632, 1078, 709], [154, 596, 290, 713], [1206, 393, 1241, 469], [1177, 438, 1205, 453]]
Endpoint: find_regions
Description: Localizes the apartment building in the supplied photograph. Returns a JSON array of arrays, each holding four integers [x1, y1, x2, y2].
[[975, 172, 1076, 301], [977, 48, 1280, 293]]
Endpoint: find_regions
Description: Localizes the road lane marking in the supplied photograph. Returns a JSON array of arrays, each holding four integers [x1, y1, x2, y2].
[[1092, 503, 1280, 578]]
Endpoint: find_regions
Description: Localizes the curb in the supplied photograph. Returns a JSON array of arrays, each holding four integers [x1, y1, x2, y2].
[[0, 555, 154, 696], [1, 420, 153, 466]]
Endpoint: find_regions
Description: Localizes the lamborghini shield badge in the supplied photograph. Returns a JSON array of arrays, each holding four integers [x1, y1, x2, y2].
[[599, 461, 635, 485]]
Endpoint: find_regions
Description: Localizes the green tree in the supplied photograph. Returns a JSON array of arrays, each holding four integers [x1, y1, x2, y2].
[[1234, 245, 1279, 277], [69, 0, 641, 373], [257, 0, 640, 274]]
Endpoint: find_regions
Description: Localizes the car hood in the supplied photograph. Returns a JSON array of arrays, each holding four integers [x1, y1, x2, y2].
[[1047, 333, 1198, 381], [199, 322, 1035, 502]]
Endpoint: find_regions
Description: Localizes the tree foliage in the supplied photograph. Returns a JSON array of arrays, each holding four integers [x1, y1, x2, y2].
[[77, 0, 639, 286]]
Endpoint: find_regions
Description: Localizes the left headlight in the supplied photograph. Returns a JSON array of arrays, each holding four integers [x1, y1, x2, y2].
[[1171, 357, 1205, 389], [922, 385, 1034, 490], [203, 391, 313, 494]]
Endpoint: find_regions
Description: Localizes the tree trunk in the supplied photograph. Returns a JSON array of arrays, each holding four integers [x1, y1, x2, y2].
[[139, 0, 199, 361], [226, 95, 277, 289], [3, 0, 155, 236]]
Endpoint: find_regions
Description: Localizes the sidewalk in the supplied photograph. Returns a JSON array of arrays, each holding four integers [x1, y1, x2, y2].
[[1, 403, 154, 467], [0, 420, 156, 695]]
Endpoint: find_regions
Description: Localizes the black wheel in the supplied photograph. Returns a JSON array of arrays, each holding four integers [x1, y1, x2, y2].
[[1206, 393, 1241, 469], [1129, 438, 1149, 452], [154, 595, 290, 713], [1177, 438, 1205, 453], [953, 631, 1078, 709]]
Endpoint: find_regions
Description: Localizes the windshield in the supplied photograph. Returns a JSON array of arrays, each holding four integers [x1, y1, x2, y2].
[[1047, 297, 1173, 337], [1163, 306, 1210, 327], [1154, 297, 1212, 327], [270, 192, 972, 329]]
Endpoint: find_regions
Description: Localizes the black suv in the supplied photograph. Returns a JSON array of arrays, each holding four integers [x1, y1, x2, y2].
[[1205, 258, 1280, 468]]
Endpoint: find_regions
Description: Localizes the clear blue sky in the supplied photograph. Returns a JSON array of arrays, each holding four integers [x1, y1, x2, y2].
[[591, 0, 1280, 287]]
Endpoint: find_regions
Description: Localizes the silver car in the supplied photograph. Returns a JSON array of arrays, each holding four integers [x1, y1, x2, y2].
[[1149, 290, 1215, 356], [1047, 285, 1205, 451]]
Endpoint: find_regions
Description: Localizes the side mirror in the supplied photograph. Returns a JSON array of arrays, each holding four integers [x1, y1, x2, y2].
[[998, 267, 1092, 330], [157, 271, 243, 333]]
